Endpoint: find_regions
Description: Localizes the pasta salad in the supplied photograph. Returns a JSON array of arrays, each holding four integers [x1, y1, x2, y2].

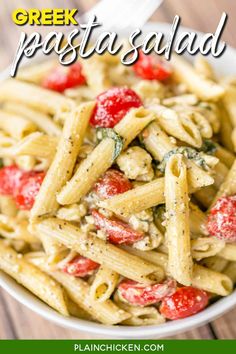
[[0, 51, 235, 326]]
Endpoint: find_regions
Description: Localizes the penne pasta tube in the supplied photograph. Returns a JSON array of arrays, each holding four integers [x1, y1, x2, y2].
[[99, 178, 165, 216], [121, 308, 165, 326], [186, 110, 213, 139], [0, 79, 74, 119], [194, 102, 221, 134], [219, 244, 236, 262], [67, 300, 93, 320], [191, 264, 232, 296], [121, 247, 169, 270], [218, 102, 235, 152], [89, 266, 120, 302], [113, 292, 165, 326], [57, 138, 115, 205], [165, 154, 193, 285], [223, 262, 236, 283], [154, 202, 208, 238], [194, 185, 217, 208], [214, 143, 235, 168], [162, 94, 198, 107], [213, 162, 228, 189], [0, 110, 37, 139], [201, 256, 228, 273], [150, 104, 202, 148], [123, 248, 232, 296], [27, 252, 129, 324], [0, 214, 39, 243], [194, 56, 216, 80], [15, 155, 36, 171], [189, 202, 208, 236], [16, 60, 57, 84], [13, 132, 58, 159], [0, 133, 17, 157], [57, 107, 156, 205], [222, 84, 236, 127], [81, 58, 111, 94], [33, 218, 164, 284], [0, 241, 68, 315], [27, 253, 130, 325], [141, 122, 214, 189], [171, 55, 225, 101], [100, 175, 212, 217], [0, 195, 18, 217], [232, 128, 236, 152], [35, 231, 67, 264], [30, 102, 95, 219], [210, 160, 236, 207], [4, 102, 62, 136], [191, 237, 225, 260]]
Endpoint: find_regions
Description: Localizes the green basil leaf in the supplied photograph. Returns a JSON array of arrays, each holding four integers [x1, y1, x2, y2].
[[200, 139, 217, 155], [96, 128, 123, 161], [157, 147, 208, 173]]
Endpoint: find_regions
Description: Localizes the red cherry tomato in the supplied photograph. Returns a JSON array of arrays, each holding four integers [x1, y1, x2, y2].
[[90, 87, 142, 128], [94, 169, 132, 199], [14, 172, 45, 210], [60, 255, 99, 277], [207, 195, 236, 242], [118, 278, 176, 306], [133, 51, 172, 81], [42, 62, 86, 92], [160, 286, 209, 320], [92, 209, 144, 245], [0, 165, 26, 195]]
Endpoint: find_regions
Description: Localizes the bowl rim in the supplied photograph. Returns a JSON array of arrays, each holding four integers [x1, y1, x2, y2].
[[0, 20, 236, 339]]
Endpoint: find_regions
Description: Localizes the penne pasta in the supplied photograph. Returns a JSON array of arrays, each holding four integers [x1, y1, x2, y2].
[[13, 132, 58, 159], [89, 266, 120, 302], [114, 292, 165, 326], [194, 56, 216, 80], [16, 60, 57, 84], [0, 214, 39, 244], [57, 107, 155, 205], [224, 262, 236, 283], [210, 160, 236, 207], [141, 122, 215, 190], [81, 58, 111, 94], [27, 253, 129, 325], [0, 241, 68, 315], [0, 195, 18, 217], [0, 110, 37, 139], [214, 143, 235, 168], [171, 55, 225, 101], [164, 154, 193, 285], [219, 244, 236, 262], [31, 102, 95, 219], [191, 237, 225, 260], [0, 53, 235, 326], [189, 202, 208, 236], [201, 256, 228, 273], [123, 248, 232, 296], [99, 178, 165, 216], [150, 104, 203, 148], [4, 102, 62, 136], [33, 217, 164, 284], [0, 79, 74, 119]]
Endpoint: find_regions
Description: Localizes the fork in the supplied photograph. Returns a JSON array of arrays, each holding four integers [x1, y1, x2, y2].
[[83, 0, 163, 31]]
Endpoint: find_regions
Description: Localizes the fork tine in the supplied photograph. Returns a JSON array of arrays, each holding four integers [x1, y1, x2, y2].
[[128, 0, 163, 29], [83, 0, 163, 31]]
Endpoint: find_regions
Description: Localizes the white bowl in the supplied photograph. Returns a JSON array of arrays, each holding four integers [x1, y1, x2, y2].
[[0, 22, 236, 339]]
